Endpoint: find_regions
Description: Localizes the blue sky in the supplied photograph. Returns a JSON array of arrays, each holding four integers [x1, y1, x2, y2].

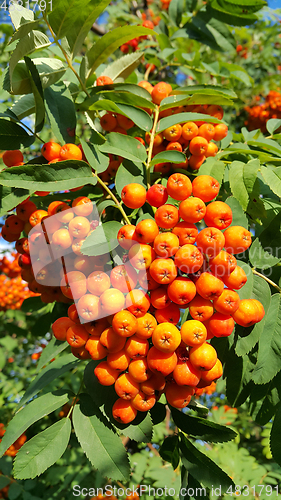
[[268, 0, 281, 7]]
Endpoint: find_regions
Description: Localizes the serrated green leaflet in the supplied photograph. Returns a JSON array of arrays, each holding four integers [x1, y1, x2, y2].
[[5, 58, 66, 96], [260, 166, 281, 198], [73, 394, 130, 481], [9, 31, 51, 92], [180, 434, 234, 492], [80, 139, 109, 174], [252, 294, 281, 385], [11, 94, 35, 120], [45, 83, 76, 144], [208, 0, 259, 25], [171, 408, 237, 442], [0, 161, 95, 191], [9, 4, 34, 29], [103, 52, 144, 82], [270, 405, 281, 467], [267, 119, 281, 135], [81, 221, 123, 257], [48, 0, 113, 58], [0, 391, 70, 457], [150, 150, 186, 167], [86, 100, 152, 132], [24, 57, 44, 133], [249, 238, 280, 270], [36, 338, 69, 372], [13, 419, 71, 479], [225, 196, 248, 228], [0, 120, 34, 149], [157, 112, 222, 133], [120, 412, 153, 443], [172, 84, 236, 98], [84, 26, 155, 79], [17, 354, 80, 409], [0, 186, 30, 216], [160, 93, 234, 110], [99, 133, 147, 162], [159, 435, 179, 469], [197, 158, 225, 184], [81, 90, 155, 111]]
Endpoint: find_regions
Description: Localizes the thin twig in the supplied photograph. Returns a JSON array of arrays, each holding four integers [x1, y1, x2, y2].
[[66, 378, 84, 419], [147, 442, 160, 456], [146, 106, 160, 188], [93, 172, 131, 225], [252, 268, 281, 293]]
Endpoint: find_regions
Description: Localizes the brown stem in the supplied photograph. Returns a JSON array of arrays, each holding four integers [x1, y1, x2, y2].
[[147, 442, 160, 456]]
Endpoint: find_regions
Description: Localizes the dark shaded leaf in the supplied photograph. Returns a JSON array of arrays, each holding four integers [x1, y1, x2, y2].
[[171, 408, 237, 442]]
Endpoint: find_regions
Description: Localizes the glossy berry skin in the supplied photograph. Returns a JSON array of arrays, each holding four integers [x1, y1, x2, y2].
[[146, 184, 168, 207]]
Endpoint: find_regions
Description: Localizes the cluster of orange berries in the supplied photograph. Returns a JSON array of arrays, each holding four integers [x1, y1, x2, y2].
[[120, 18, 159, 54], [0, 196, 102, 305], [0, 424, 26, 457], [195, 380, 216, 397], [100, 80, 228, 174], [0, 252, 21, 278], [245, 90, 281, 132], [51, 173, 264, 424], [0, 253, 37, 310], [1, 141, 85, 170], [1, 142, 86, 199], [236, 44, 248, 59], [0, 274, 37, 311]]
